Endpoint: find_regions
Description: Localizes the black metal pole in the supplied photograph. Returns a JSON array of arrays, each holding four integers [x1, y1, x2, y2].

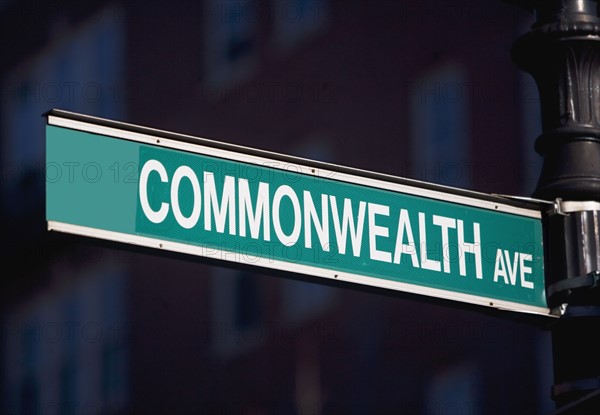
[[507, 0, 600, 412]]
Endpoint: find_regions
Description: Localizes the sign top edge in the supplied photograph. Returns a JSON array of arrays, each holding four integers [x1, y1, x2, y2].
[[45, 108, 549, 217]]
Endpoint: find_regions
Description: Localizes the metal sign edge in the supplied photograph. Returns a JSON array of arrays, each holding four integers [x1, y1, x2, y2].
[[47, 220, 554, 317]]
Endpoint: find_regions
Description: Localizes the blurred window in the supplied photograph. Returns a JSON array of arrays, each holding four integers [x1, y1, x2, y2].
[[203, 0, 259, 85], [410, 62, 470, 188], [272, 0, 330, 52]]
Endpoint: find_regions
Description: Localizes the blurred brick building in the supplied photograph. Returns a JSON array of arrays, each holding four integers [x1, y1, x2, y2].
[[1, 1, 552, 414]]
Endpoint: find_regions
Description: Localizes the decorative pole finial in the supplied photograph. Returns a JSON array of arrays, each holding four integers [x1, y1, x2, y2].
[[511, 0, 600, 201]]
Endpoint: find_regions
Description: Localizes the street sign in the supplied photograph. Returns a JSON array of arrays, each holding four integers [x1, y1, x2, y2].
[[46, 109, 551, 316]]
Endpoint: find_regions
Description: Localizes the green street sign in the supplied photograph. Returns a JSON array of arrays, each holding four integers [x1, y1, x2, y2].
[[46, 110, 551, 316]]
